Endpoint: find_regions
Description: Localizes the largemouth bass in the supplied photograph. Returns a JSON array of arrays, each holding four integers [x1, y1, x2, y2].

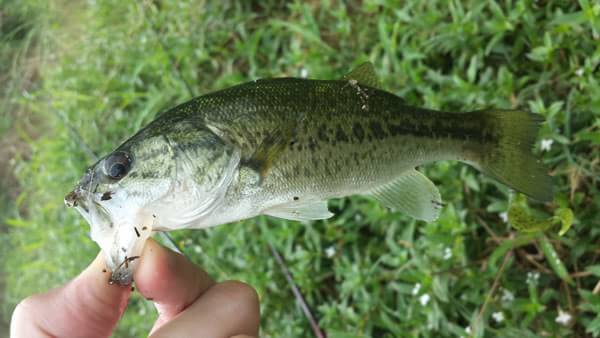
[[65, 63, 552, 284]]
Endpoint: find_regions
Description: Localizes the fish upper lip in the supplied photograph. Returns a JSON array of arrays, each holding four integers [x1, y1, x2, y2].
[[66, 169, 97, 207], [64, 190, 79, 207], [64, 186, 90, 209]]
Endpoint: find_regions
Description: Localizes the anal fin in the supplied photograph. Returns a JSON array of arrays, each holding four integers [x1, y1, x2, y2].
[[368, 169, 442, 222], [263, 198, 333, 221]]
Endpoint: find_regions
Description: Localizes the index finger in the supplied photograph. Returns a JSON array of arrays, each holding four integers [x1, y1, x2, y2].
[[133, 239, 215, 331]]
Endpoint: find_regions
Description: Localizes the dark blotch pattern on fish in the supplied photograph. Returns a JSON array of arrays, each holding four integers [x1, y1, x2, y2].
[[353, 123, 365, 143], [308, 137, 318, 152], [369, 121, 387, 140], [335, 125, 349, 143], [318, 124, 330, 143], [386, 117, 498, 144]]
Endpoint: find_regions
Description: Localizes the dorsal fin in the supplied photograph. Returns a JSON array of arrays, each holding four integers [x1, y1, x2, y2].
[[343, 62, 381, 88]]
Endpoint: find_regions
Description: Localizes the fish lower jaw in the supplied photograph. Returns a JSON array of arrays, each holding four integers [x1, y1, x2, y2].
[[91, 215, 154, 285]]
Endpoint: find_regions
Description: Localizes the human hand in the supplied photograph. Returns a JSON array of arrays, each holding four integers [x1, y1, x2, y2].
[[10, 239, 260, 338]]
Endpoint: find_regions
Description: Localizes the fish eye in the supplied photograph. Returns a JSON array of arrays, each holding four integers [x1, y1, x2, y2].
[[104, 151, 132, 180]]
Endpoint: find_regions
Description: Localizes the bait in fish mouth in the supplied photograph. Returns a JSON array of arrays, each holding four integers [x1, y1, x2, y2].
[[64, 62, 553, 285]]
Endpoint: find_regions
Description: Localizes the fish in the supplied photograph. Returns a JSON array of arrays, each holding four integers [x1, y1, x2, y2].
[[64, 62, 552, 284]]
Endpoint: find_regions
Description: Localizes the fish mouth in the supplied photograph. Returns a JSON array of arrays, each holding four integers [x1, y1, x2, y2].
[[64, 187, 112, 231], [64, 190, 80, 208]]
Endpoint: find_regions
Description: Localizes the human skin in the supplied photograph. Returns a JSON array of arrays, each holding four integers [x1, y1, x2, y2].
[[10, 239, 260, 338]]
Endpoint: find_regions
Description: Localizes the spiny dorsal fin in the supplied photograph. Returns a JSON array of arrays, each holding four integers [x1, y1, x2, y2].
[[263, 198, 333, 221], [343, 62, 381, 88], [368, 169, 443, 222]]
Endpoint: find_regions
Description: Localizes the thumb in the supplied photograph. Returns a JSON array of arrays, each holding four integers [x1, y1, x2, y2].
[[11, 252, 131, 338]]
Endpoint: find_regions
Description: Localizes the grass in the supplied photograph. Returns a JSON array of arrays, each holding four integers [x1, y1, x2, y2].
[[1, 0, 599, 337]]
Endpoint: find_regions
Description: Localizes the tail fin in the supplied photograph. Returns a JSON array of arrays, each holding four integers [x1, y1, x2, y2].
[[470, 109, 553, 202]]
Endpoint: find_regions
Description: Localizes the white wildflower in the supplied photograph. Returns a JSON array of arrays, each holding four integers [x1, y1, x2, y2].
[[419, 293, 430, 306], [575, 68, 584, 77], [465, 326, 471, 334], [540, 139, 554, 152], [492, 311, 504, 323], [526, 271, 540, 285], [325, 246, 336, 258], [501, 288, 514, 303], [555, 309, 571, 325], [412, 283, 421, 295], [300, 68, 308, 78], [499, 212, 508, 223], [443, 247, 452, 260]]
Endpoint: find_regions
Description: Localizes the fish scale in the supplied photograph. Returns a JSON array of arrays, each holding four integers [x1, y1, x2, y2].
[[182, 79, 470, 198]]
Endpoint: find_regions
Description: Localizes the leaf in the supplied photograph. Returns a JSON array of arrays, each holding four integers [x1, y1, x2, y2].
[[556, 208, 574, 236], [539, 235, 573, 284], [551, 11, 587, 26], [508, 194, 574, 236], [497, 328, 541, 338], [508, 195, 553, 233], [586, 317, 600, 338], [586, 264, 600, 277], [432, 275, 449, 302], [576, 131, 600, 145], [4, 218, 30, 228], [489, 234, 536, 269], [326, 331, 368, 338]]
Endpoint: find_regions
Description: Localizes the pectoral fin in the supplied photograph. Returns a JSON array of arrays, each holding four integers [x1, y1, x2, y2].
[[264, 198, 333, 221], [368, 169, 442, 222], [244, 124, 298, 182]]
